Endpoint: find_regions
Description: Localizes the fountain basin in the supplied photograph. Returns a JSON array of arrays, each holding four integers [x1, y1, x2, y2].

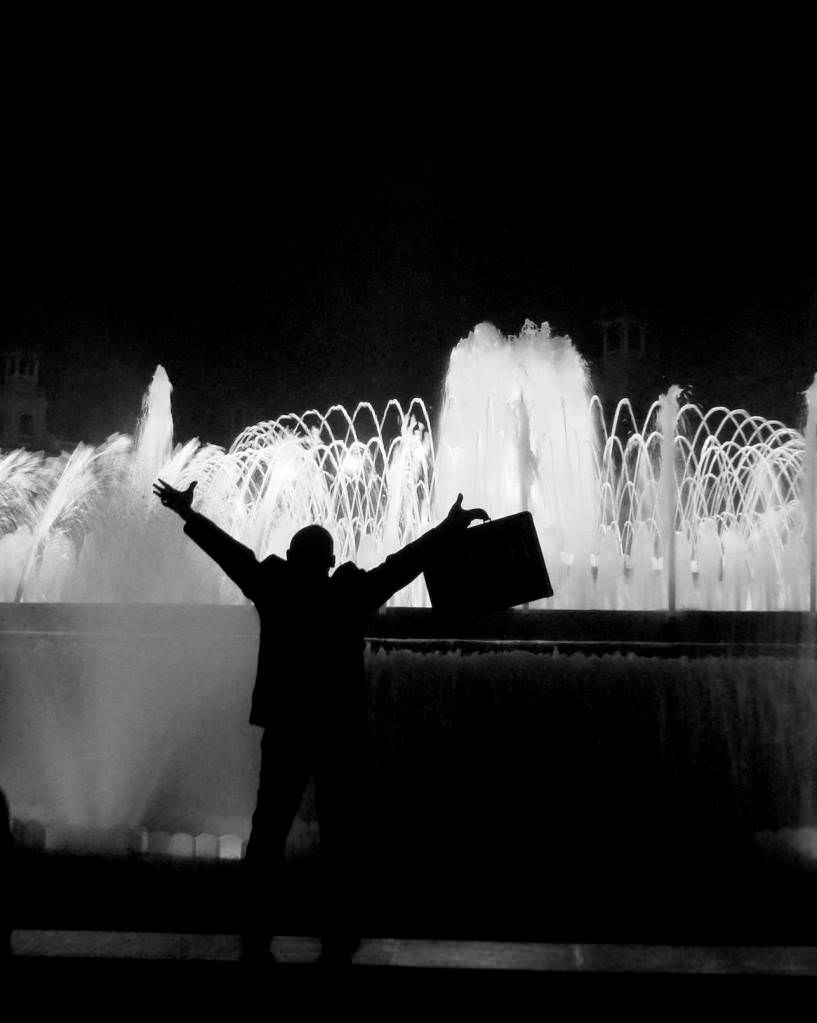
[[2, 604, 817, 869]]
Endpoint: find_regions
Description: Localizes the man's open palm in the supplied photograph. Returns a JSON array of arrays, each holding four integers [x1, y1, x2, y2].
[[153, 479, 197, 519]]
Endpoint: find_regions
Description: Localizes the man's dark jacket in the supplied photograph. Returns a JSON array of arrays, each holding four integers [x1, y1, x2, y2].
[[184, 513, 448, 736]]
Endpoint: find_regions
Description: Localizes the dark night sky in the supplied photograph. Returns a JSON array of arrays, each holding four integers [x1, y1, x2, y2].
[[3, 85, 817, 444]]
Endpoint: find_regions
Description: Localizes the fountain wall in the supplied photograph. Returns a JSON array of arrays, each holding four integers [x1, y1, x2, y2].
[[3, 604, 817, 868]]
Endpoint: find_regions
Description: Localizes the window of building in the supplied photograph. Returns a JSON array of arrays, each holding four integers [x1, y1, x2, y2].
[[18, 413, 34, 438], [605, 322, 620, 355]]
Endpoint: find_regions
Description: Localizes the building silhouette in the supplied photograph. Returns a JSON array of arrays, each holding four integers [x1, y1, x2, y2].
[[0, 350, 49, 451], [591, 302, 659, 420]]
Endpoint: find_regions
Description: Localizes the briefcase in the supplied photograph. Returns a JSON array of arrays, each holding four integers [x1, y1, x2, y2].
[[424, 510, 553, 615]]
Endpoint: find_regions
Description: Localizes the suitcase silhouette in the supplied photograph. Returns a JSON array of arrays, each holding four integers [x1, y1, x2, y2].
[[424, 510, 553, 615]]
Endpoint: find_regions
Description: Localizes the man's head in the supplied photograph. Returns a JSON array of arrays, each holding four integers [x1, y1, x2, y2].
[[287, 524, 335, 577]]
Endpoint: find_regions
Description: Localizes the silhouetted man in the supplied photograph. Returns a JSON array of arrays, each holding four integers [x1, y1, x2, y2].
[[153, 478, 488, 964]]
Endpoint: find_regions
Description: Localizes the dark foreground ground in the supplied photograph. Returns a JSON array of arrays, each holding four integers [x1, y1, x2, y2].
[[6, 846, 817, 1012], [11, 839, 817, 943]]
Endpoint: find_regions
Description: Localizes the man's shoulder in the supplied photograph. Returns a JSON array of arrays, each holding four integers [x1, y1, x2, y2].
[[251, 554, 288, 604], [258, 554, 287, 584], [330, 561, 365, 586]]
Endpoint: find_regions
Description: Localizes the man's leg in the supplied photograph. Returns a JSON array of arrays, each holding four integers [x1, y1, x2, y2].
[[314, 741, 365, 963], [241, 730, 311, 959]]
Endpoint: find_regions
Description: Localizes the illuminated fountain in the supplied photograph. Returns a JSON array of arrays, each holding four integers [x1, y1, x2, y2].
[[0, 321, 811, 610], [2, 321, 817, 864]]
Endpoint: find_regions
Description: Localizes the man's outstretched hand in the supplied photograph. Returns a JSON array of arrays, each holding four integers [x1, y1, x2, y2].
[[153, 479, 197, 520], [444, 493, 490, 531]]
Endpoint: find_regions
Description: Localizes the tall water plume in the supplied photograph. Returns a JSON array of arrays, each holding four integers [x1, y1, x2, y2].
[[434, 321, 599, 604]]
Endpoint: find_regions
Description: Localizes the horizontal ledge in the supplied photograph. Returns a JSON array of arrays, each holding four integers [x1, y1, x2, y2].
[[0, 605, 815, 648]]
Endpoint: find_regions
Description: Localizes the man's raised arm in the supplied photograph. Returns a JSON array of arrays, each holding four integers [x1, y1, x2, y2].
[[362, 494, 489, 611], [153, 479, 262, 601]]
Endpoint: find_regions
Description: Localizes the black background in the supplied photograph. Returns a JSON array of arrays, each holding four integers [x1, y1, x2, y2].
[[3, 48, 815, 444]]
